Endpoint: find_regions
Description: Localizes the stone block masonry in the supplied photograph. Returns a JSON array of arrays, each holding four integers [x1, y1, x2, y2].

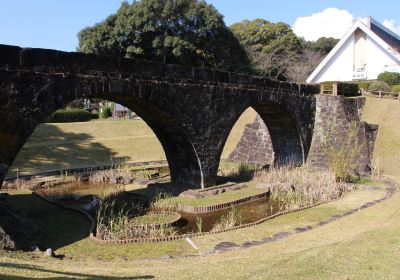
[[229, 115, 274, 165], [0, 43, 373, 188], [229, 95, 377, 175]]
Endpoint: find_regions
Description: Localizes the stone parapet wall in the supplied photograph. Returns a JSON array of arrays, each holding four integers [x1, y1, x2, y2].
[[0, 44, 320, 94]]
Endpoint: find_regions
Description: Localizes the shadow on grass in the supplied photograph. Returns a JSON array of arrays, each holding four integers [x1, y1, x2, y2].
[[0, 262, 154, 279], [6, 122, 117, 178], [1, 192, 91, 251]]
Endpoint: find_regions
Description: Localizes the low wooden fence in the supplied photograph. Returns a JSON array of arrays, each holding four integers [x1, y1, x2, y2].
[[362, 89, 400, 100], [175, 190, 270, 214]]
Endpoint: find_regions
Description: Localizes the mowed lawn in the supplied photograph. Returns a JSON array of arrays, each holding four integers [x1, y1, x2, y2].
[[7, 108, 257, 178]]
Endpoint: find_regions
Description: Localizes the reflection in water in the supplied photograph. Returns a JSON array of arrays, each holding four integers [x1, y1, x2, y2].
[[178, 198, 285, 233]]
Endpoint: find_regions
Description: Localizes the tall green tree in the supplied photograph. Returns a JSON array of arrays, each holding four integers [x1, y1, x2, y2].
[[230, 19, 301, 80], [78, 0, 250, 72], [299, 37, 339, 55]]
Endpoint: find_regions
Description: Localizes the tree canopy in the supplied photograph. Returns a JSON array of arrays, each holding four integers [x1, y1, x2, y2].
[[230, 19, 302, 80], [300, 37, 339, 55], [377, 71, 400, 86], [78, 0, 250, 72]]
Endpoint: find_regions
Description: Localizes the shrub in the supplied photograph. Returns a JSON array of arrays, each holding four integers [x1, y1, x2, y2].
[[48, 109, 96, 123], [368, 81, 391, 92], [357, 81, 372, 90], [100, 107, 112, 119], [391, 85, 400, 93], [377, 71, 400, 86]]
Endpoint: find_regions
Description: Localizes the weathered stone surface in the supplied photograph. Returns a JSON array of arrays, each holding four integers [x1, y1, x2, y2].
[[229, 115, 274, 165], [0, 44, 374, 188], [307, 95, 377, 175]]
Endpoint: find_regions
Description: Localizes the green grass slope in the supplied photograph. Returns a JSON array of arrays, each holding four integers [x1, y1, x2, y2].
[[361, 96, 400, 177]]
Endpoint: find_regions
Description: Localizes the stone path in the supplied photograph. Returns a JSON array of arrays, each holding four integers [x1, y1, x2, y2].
[[206, 181, 398, 255]]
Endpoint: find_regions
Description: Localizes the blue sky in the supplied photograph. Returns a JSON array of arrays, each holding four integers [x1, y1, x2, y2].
[[0, 1, 399, 51]]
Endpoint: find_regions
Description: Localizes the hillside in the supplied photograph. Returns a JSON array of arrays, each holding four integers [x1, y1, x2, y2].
[[361, 96, 400, 176]]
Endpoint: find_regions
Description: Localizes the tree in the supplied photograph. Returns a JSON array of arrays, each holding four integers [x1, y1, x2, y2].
[[286, 49, 324, 83], [377, 72, 400, 86], [285, 37, 339, 82], [230, 19, 301, 80], [299, 37, 338, 55], [78, 0, 250, 72]]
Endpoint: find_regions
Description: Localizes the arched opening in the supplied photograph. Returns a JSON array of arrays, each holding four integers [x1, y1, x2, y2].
[[0, 73, 202, 187], [218, 102, 304, 180], [5, 99, 169, 180]]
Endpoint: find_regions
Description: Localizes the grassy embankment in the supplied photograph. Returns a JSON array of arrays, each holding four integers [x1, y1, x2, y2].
[[1, 97, 400, 278]]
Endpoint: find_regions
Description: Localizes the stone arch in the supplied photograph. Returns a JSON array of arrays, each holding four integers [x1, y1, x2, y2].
[[217, 99, 307, 174], [0, 72, 202, 187]]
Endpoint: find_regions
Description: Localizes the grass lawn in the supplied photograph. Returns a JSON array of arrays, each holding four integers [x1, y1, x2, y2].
[[7, 108, 256, 178], [0, 180, 394, 279], [0, 97, 399, 279], [1, 190, 91, 251], [162, 181, 268, 207]]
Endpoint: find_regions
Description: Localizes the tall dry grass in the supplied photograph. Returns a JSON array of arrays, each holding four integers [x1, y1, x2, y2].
[[255, 165, 355, 208], [96, 190, 177, 240]]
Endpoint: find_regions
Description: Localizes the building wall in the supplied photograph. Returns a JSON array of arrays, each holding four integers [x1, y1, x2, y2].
[[312, 34, 355, 82], [366, 36, 400, 79], [311, 29, 400, 83]]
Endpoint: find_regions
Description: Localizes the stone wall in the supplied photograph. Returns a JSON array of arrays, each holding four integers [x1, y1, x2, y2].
[[229, 95, 378, 175], [228, 115, 274, 166], [306, 95, 377, 174]]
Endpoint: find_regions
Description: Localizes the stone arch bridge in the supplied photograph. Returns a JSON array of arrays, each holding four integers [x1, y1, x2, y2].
[[0, 44, 375, 188]]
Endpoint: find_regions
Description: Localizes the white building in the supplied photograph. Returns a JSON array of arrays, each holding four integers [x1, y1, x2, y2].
[[307, 17, 400, 83]]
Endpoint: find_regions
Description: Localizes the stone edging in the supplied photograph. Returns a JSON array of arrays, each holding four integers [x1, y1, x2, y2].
[[5, 160, 169, 182], [174, 190, 270, 214], [208, 177, 399, 254], [89, 179, 399, 245], [89, 200, 329, 244], [29, 178, 399, 246]]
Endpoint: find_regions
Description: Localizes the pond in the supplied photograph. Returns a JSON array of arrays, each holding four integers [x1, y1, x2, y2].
[[37, 180, 287, 238], [177, 198, 285, 234]]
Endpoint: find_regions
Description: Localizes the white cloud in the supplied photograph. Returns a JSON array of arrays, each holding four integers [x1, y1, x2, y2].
[[293, 8, 354, 41], [382, 19, 400, 35]]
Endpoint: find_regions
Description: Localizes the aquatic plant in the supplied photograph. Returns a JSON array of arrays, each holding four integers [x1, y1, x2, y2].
[[150, 189, 175, 210], [195, 216, 203, 233], [96, 195, 178, 240], [211, 205, 242, 232]]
